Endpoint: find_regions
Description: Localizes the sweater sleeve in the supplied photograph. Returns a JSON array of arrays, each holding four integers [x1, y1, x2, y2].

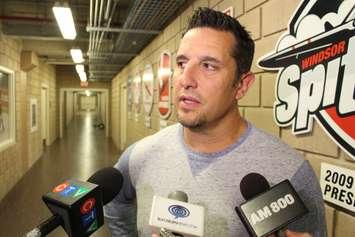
[[104, 145, 138, 237], [288, 160, 327, 237]]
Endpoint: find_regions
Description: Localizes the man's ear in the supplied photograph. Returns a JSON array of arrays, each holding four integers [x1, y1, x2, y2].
[[235, 72, 255, 100]]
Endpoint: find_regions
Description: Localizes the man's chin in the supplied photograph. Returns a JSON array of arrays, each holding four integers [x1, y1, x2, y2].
[[178, 117, 204, 130]]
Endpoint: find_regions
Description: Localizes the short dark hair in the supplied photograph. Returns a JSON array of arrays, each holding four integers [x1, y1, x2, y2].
[[184, 7, 254, 81]]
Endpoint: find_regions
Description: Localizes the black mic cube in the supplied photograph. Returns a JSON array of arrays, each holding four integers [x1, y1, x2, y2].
[[42, 179, 104, 237], [235, 180, 308, 237]]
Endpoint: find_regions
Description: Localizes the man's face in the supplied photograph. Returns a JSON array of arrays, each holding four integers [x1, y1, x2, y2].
[[174, 27, 239, 129]]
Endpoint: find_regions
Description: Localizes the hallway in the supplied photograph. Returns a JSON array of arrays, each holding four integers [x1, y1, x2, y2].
[[0, 112, 120, 237]]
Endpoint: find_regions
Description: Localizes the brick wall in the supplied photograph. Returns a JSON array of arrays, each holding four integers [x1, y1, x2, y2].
[[111, 78, 120, 147], [27, 61, 57, 167], [0, 33, 24, 201], [110, 0, 355, 236], [0, 32, 58, 201]]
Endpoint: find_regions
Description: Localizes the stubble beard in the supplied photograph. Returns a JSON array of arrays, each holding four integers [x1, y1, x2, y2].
[[178, 103, 238, 131], [177, 110, 207, 130]]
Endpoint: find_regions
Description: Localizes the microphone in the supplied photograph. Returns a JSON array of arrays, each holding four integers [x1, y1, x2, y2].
[[235, 173, 308, 237], [149, 191, 205, 237], [159, 191, 189, 237], [24, 167, 123, 237]]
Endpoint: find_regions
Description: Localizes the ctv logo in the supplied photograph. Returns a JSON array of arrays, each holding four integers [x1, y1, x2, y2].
[[81, 198, 98, 233], [258, 0, 355, 159], [53, 181, 98, 233], [52, 181, 89, 198]]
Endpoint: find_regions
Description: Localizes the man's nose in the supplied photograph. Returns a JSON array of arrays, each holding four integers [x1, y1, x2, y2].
[[178, 63, 198, 89]]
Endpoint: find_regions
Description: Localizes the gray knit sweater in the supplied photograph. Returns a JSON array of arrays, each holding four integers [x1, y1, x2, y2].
[[104, 123, 326, 236]]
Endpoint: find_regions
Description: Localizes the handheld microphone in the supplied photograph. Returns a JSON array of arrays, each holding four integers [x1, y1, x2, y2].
[[149, 191, 205, 237], [159, 191, 189, 237], [24, 167, 123, 237], [235, 173, 308, 237]]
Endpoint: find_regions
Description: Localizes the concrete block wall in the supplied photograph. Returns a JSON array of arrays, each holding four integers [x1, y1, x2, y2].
[[111, 78, 120, 148], [26, 61, 57, 168], [0, 33, 24, 202], [0, 32, 58, 201], [110, 1, 354, 235], [65, 91, 74, 126]]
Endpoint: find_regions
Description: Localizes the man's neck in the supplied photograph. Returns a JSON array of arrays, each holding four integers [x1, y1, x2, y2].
[[183, 114, 247, 154]]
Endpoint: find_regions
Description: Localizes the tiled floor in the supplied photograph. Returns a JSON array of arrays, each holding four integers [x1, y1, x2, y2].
[[0, 112, 120, 237]]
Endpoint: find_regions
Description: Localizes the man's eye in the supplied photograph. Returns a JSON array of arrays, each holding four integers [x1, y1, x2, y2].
[[202, 62, 216, 70], [177, 61, 186, 68]]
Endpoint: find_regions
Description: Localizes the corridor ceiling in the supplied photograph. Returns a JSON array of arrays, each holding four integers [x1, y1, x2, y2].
[[0, 0, 189, 81]]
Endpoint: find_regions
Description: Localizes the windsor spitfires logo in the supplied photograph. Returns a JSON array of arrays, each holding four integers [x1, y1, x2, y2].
[[258, 0, 355, 159]]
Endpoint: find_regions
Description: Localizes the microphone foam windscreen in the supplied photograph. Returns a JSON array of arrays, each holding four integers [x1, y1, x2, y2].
[[240, 173, 270, 200], [87, 167, 123, 204], [168, 191, 188, 202]]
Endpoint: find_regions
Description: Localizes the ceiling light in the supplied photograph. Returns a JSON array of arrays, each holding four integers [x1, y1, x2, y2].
[[70, 49, 84, 63], [52, 2, 77, 40], [75, 64, 85, 74], [78, 72, 87, 82]]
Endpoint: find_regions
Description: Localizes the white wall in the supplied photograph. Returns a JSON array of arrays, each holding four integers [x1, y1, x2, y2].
[[65, 91, 74, 126], [80, 96, 96, 111], [100, 93, 106, 125]]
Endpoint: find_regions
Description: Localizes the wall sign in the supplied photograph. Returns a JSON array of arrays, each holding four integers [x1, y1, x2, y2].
[[158, 51, 173, 120], [142, 64, 154, 127], [320, 163, 354, 213], [222, 6, 234, 17], [0, 65, 15, 152], [132, 73, 142, 122], [258, 0, 355, 159], [127, 75, 133, 120], [142, 64, 154, 115], [30, 98, 38, 133], [142, 64, 154, 128]]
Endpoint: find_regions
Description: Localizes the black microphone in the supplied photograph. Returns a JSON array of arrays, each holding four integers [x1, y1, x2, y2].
[[235, 173, 308, 237], [24, 167, 123, 237]]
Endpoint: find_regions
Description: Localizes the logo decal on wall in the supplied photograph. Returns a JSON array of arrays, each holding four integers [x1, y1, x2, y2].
[[158, 51, 173, 119], [258, 0, 355, 159]]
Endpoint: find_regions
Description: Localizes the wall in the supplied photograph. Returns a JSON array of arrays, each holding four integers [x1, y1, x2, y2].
[[0, 33, 25, 201], [65, 91, 74, 126], [0, 32, 58, 201], [79, 95, 96, 111], [111, 79, 120, 148], [110, 0, 354, 236], [100, 93, 106, 125], [27, 61, 57, 167]]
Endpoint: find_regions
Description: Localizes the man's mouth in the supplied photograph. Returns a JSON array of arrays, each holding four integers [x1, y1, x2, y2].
[[180, 95, 200, 103], [178, 95, 201, 109]]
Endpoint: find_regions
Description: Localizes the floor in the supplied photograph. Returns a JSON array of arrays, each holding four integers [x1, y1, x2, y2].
[[0, 112, 120, 237]]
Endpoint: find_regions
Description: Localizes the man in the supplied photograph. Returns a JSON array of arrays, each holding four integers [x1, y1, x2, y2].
[[104, 8, 326, 237]]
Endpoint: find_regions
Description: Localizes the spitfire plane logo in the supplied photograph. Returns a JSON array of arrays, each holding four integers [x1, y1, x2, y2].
[[258, 0, 355, 159]]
